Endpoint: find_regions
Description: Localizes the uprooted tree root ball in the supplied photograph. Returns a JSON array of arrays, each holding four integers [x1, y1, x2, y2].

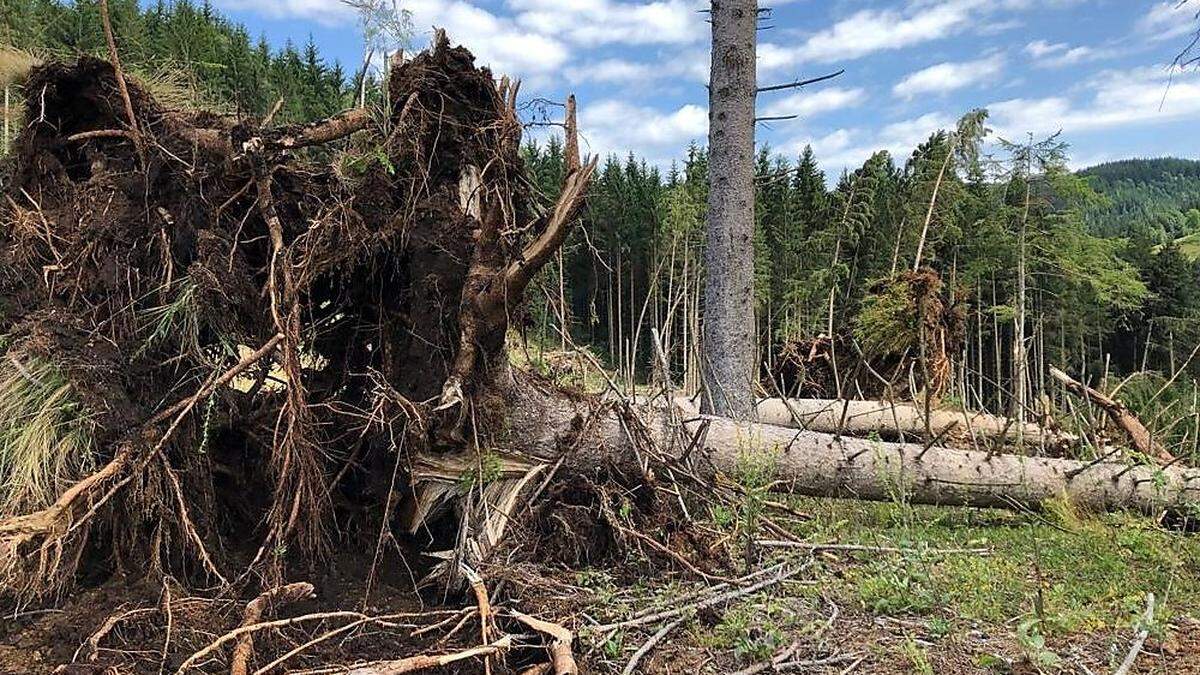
[[0, 33, 733, 672]]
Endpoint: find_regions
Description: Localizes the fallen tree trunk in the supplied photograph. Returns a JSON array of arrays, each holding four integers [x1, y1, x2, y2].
[[404, 382, 1197, 580], [682, 413, 1191, 514], [1050, 366, 1176, 464], [755, 397, 1074, 448], [415, 379, 1197, 567]]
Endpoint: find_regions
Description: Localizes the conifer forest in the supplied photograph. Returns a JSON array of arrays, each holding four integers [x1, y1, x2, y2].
[[2, 0, 1200, 672]]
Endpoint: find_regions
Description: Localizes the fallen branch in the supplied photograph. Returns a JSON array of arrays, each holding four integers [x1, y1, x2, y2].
[[621, 616, 684, 675], [587, 563, 805, 633], [1050, 366, 1176, 464], [461, 565, 493, 675], [1113, 592, 1156, 675], [731, 638, 802, 675], [175, 610, 377, 674], [345, 636, 514, 675], [511, 610, 578, 675], [755, 540, 991, 556], [755, 398, 1069, 447], [97, 0, 144, 164]]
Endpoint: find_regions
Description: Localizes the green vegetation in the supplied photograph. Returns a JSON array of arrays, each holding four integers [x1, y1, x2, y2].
[[786, 498, 1200, 635], [582, 495, 1200, 671], [0, 352, 95, 516], [1, 0, 354, 137], [1081, 158, 1200, 244]]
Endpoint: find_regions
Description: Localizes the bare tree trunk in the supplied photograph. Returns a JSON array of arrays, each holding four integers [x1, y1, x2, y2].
[[755, 398, 1071, 446], [682, 414, 1190, 514], [912, 144, 954, 271], [498, 385, 1196, 519], [1050, 366, 1176, 464], [1013, 172, 1030, 447], [702, 0, 758, 419]]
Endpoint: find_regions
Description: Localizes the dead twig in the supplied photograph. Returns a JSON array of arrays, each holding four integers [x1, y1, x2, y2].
[[511, 610, 578, 675], [588, 562, 806, 633], [97, 0, 144, 165], [621, 616, 684, 675], [345, 636, 514, 675], [461, 564, 493, 675], [754, 540, 991, 556], [1113, 592, 1156, 675], [175, 610, 374, 674]]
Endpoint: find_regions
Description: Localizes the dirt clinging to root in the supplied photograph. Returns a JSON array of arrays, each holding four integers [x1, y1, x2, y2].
[[0, 35, 538, 596]]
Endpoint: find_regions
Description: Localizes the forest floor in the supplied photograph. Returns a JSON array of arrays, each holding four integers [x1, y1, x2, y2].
[[571, 496, 1200, 673], [506, 340, 1200, 673], [2, 339, 1198, 673]]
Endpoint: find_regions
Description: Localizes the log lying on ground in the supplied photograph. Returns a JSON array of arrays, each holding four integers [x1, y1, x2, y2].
[[1050, 366, 1176, 464], [496, 383, 1196, 517], [755, 397, 1074, 448], [683, 414, 1192, 513]]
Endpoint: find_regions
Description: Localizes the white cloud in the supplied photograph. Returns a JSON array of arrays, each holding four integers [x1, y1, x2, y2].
[[783, 112, 956, 178], [510, 0, 703, 46], [218, 0, 351, 25], [1138, 2, 1199, 42], [988, 65, 1200, 138], [1024, 40, 1066, 58], [878, 112, 955, 151], [759, 87, 867, 119], [789, 1, 978, 64], [892, 55, 1004, 99], [579, 100, 707, 161], [758, 0, 1082, 73], [565, 52, 709, 85], [405, 0, 571, 79], [219, 0, 572, 79], [1023, 40, 1115, 68]]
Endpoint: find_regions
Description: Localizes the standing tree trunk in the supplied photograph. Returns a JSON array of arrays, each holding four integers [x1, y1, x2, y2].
[[1013, 165, 1030, 446], [703, 0, 758, 419]]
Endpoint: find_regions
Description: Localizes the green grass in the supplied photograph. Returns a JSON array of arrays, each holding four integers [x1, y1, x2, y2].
[[783, 497, 1200, 635], [0, 351, 95, 516], [136, 278, 201, 359], [1171, 231, 1200, 259]]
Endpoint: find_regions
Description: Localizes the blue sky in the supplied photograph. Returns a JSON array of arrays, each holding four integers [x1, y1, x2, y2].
[[212, 0, 1200, 174]]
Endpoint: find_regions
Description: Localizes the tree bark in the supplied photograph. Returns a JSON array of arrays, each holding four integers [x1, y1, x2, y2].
[[702, 0, 758, 419], [755, 398, 1072, 447], [683, 414, 1191, 514], [494, 383, 1197, 519]]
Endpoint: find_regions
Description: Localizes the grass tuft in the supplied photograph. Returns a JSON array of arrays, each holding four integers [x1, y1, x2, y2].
[[137, 278, 202, 360], [0, 350, 96, 516]]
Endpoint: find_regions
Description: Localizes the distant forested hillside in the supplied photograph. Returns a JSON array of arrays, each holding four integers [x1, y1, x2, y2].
[[1079, 158, 1200, 246], [1, 0, 354, 123]]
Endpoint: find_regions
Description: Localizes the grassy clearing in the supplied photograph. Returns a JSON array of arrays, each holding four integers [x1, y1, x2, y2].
[[789, 497, 1200, 635], [0, 352, 95, 516], [506, 332, 613, 393], [1173, 231, 1200, 260], [578, 494, 1200, 672]]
